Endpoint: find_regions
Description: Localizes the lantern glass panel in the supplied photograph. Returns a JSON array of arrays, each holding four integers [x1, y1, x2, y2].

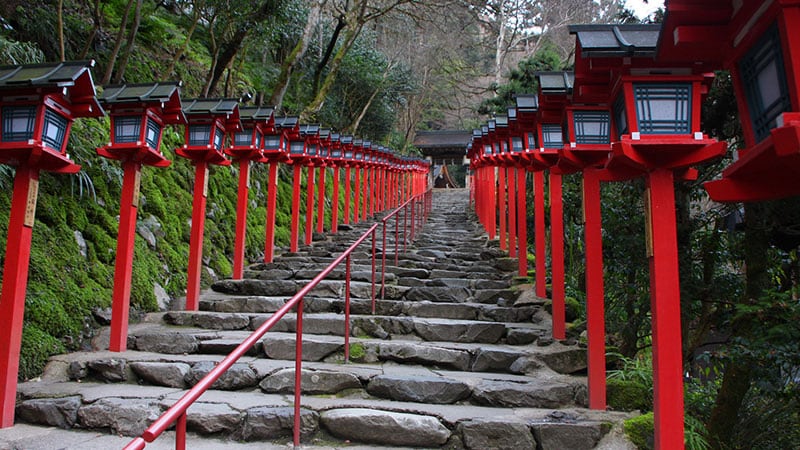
[[307, 144, 318, 155], [42, 108, 68, 151], [235, 128, 253, 146], [542, 124, 562, 148], [264, 135, 281, 150], [290, 140, 305, 154], [2, 105, 36, 142], [344, 150, 353, 159], [188, 125, 211, 146], [511, 137, 523, 153], [614, 93, 628, 137], [484, 144, 492, 155], [146, 117, 161, 149], [213, 127, 224, 150], [633, 83, 691, 134], [527, 132, 537, 150], [739, 24, 792, 142], [331, 149, 342, 158], [114, 116, 141, 143], [573, 111, 610, 145]]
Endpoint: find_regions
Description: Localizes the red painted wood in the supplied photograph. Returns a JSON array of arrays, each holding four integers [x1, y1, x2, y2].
[[647, 169, 686, 450], [508, 167, 517, 258], [498, 168, 507, 249], [316, 166, 326, 234], [344, 166, 351, 224], [550, 173, 566, 340], [232, 159, 250, 280], [305, 166, 315, 245], [185, 162, 209, 311], [0, 166, 39, 427], [488, 168, 496, 240], [534, 171, 547, 299], [369, 167, 376, 217], [583, 168, 607, 410], [332, 166, 340, 233], [353, 168, 361, 224], [362, 168, 369, 221], [109, 161, 143, 351], [516, 167, 528, 276], [290, 165, 302, 252], [264, 163, 279, 263]]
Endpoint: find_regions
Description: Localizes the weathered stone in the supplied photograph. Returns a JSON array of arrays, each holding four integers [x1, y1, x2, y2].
[[320, 408, 450, 446], [185, 361, 259, 390], [405, 302, 479, 320], [130, 362, 190, 388], [74, 230, 88, 259], [539, 347, 588, 374], [472, 379, 575, 408], [366, 375, 470, 404], [414, 319, 505, 344], [508, 356, 543, 374], [240, 406, 318, 441], [87, 358, 128, 382], [16, 396, 81, 428], [255, 269, 294, 280], [532, 423, 607, 450], [67, 361, 88, 380], [134, 333, 198, 354], [470, 347, 523, 372], [405, 286, 470, 303], [262, 335, 342, 361], [154, 282, 171, 310], [472, 279, 511, 290], [259, 368, 361, 394], [77, 398, 161, 436], [506, 328, 540, 345], [307, 280, 342, 298], [459, 420, 537, 450], [377, 342, 471, 370], [473, 289, 520, 304], [198, 338, 261, 355], [92, 307, 113, 326], [492, 258, 519, 271], [193, 312, 250, 330], [427, 278, 471, 288], [211, 279, 297, 296], [479, 305, 536, 322], [186, 402, 242, 435]]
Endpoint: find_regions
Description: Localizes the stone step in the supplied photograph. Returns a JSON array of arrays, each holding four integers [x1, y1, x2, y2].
[[15, 379, 628, 448]]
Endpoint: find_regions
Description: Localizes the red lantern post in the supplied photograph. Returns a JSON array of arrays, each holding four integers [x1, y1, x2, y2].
[[341, 135, 354, 225], [0, 61, 103, 427], [177, 98, 240, 310], [315, 128, 330, 234], [300, 124, 320, 245], [96, 82, 185, 351], [261, 114, 289, 263]]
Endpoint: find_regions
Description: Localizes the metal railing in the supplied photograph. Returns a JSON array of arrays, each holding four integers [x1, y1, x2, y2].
[[123, 190, 431, 450]]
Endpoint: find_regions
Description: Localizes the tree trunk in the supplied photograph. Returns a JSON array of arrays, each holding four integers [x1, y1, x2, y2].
[[79, 0, 102, 59], [163, 3, 202, 79], [102, 0, 135, 85], [57, 0, 65, 61], [312, 16, 346, 95], [113, 0, 143, 84], [347, 59, 394, 133], [302, 23, 362, 121]]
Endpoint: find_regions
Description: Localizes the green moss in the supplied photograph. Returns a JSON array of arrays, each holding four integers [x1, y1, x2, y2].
[[19, 325, 65, 381], [607, 378, 653, 412], [624, 412, 654, 450], [349, 343, 366, 360], [564, 296, 583, 322]]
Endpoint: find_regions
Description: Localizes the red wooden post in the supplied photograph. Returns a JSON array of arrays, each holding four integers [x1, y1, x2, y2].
[[108, 161, 143, 351], [498, 167, 507, 249], [232, 159, 250, 279], [647, 168, 685, 449], [362, 165, 369, 221], [290, 164, 302, 252], [583, 167, 606, 410], [507, 166, 517, 258], [344, 166, 352, 224], [534, 171, 547, 298], [186, 162, 210, 310], [331, 166, 340, 232], [488, 167, 496, 240], [516, 167, 528, 276], [354, 166, 361, 223], [265, 162, 279, 262], [305, 165, 315, 245], [316, 165, 326, 233], [550, 172, 566, 340]]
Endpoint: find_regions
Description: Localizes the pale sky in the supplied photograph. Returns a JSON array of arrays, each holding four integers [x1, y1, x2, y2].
[[625, 0, 665, 19]]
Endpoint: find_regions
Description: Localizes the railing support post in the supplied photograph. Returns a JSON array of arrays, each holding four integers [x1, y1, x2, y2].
[[344, 256, 351, 361], [293, 296, 304, 448], [371, 229, 376, 313]]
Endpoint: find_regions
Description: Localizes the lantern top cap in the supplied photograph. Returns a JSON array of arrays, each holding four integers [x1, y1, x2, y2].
[[300, 124, 320, 136], [100, 82, 185, 123], [183, 98, 239, 116], [494, 115, 508, 128], [569, 24, 660, 57], [535, 71, 574, 95], [0, 60, 104, 117], [275, 116, 299, 129], [319, 128, 331, 139], [515, 94, 539, 112], [340, 135, 353, 144], [238, 106, 275, 122]]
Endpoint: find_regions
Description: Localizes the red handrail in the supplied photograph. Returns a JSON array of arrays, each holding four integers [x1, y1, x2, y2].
[[124, 190, 431, 450]]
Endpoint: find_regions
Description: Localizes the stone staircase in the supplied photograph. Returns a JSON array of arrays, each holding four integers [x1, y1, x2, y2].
[[11, 189, 634, 449]]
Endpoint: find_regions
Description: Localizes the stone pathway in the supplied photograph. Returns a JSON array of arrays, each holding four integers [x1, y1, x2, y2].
[[8, 188, 635, 449]]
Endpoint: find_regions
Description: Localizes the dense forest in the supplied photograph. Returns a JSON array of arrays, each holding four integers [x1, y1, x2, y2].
[[0, 0, 798, 448]]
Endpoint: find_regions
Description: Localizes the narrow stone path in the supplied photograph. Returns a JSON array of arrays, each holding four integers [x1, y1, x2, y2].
[[8, 188, 634, 449]]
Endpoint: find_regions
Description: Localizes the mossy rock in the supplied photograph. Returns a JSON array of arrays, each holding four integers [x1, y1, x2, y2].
[[624, 412, 654, 450], [607, 378, 652, 412], [19, 325, 65, 380], [564, 296, 583, 322]]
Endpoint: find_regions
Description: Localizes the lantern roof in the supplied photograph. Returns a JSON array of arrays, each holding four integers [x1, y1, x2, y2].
[[536, 72, 574, 95], [99, 82, 185, 124], [569, 24, 660, 58], [275, 116, 299, 129], [0, 60, 103, 117], [238, 106, 275, 123], [182, 98, 241, 131], [515, 94, 539, 113], [340, 135, 353, 145]]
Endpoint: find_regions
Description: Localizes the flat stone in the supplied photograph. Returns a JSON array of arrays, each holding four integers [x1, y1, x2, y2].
[[16, 396, 81, 428], [506, 328, 540, 345], [479, 305, 537, 322], [77, 398, 161, 436], [405, 286, 470, 303], [376, 342, 471, 370], [211, 279, 297, 297], [470, 347, 524, 372], [198, 338, 262, 356], [414, 319, 505, 344], [193, 312, 250, 330], [87, 358, 128, 382], [185, 361, 259, 390], [532, 422, 608, 450], [320, 408, 450, 446], [366, 374, 470, 404], [134, 333, 198, 354], [240, 406, 318, 441], [405, 302, 479, 320], [254, 269, 294, 280], [472, 379, 575, 408], [259, 368, 361, 394], [130, 362, 191, 388], [459, 419, 537, 450], [186, 402, 242, 435], [473, 289, 519, 304], [540, 347, 588, 374], [262, 335, 342, 361]]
